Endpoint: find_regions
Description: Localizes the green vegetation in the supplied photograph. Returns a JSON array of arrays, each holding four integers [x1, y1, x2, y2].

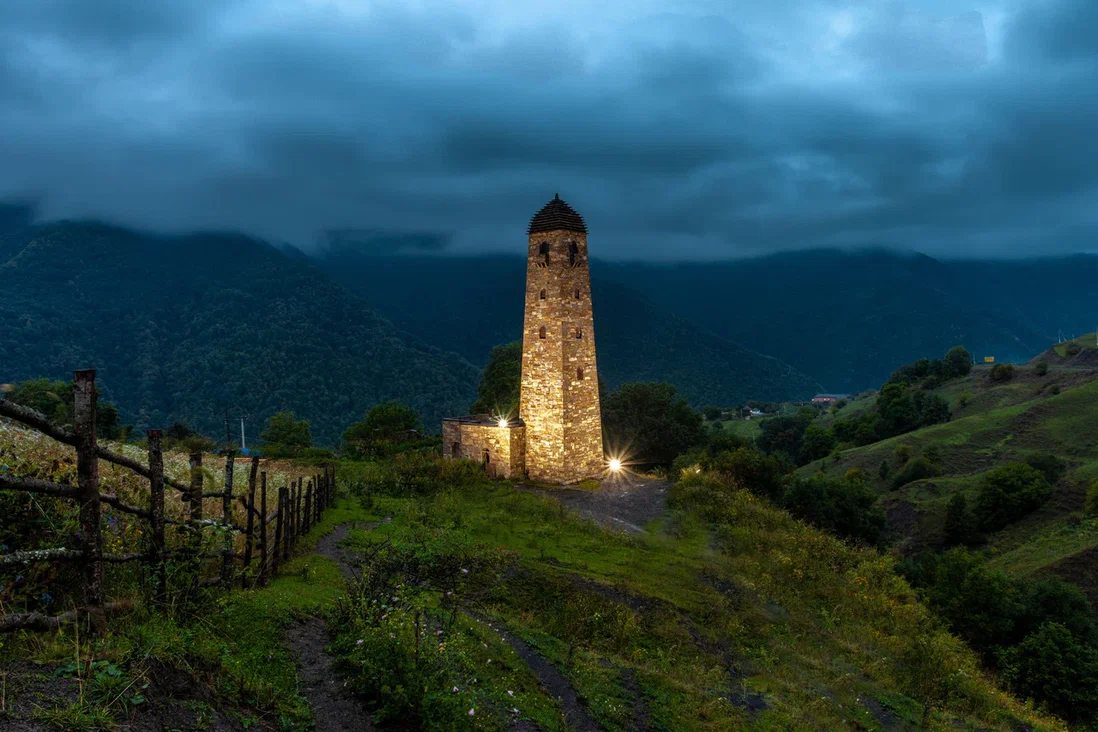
[[341, 400, 432, 458], [901, 549, 1098, 723], [324, 455, 1058, 730], [258, 410, 313, 457], [5, 378, 128, 440], [316, 248, 823, 408], [601, 382, 706, 466], [975, 463, 1052, 532], [0, 221, 480, 443], [469, 341, 522, 417]]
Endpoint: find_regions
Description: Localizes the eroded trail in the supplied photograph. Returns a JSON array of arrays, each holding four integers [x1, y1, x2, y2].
[[285, 524, 374, 732], [521, 476, 671, 534]]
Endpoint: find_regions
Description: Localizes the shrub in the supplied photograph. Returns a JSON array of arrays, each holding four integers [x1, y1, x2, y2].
[[892, 457, 942, 489], [1049, 384, 1061, 396], [895, 444, 913, 465], [1024, 453, 1067, 484], [704, 446, 787, 501], [781, 474, 886, 546], [342, 401, 423, 458], [1034, 361, 1049, 376], [878, 460, 891, 480], [1066, 343, 1082, 357], [974, 463, 1051, 532], [988, 363, 1015, 383], [1085, 479, 1098, 516], [957, 391, 973, 408], [602, 382, 706, 466]]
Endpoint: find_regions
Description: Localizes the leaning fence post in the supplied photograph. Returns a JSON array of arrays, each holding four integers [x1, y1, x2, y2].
[[243, 457, 258, 588], [293, 479, 301, 549], [220, 450, 236, 587], [73, 369, 105, 630], [148, 429, 166, 604], [258, 471, 268, 587]]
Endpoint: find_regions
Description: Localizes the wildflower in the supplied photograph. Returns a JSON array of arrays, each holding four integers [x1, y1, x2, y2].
[[507, 690, 514, 696], [453, 687, 459, 693], [513, 708, 519, 713], [468, 709, 475, 716], [390, 633, 395, 639], [356, 639, 363, 645], [446, 591, 452, 597], [461, 568, 469, 574]]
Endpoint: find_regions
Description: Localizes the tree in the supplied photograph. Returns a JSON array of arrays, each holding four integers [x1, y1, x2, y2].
[[601, 382, 705, 466], [975, 463, 1051, 532], [942, 345, 973, 378], [799, 425, 836, 464], [757, 408, 815, 461], [898, 625, 978, 728], [259, 411, 313, 456], [343, 401, 422, 457], [1016, 578, 1097, 647], [702, 405, 722, 421], [8, 377, 125, 440], [469, 341, 521, 417], [1024, 452, 1066, 484], [943, 493, 978, 546], [999, 623, 1098, 722], [1035, 361, 1049, 376], [923, 549, 1022, 654]]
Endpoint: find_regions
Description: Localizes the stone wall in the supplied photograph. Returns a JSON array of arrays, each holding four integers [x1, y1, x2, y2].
[[442, 418, 526, 479], [518, 229, 604, 483]]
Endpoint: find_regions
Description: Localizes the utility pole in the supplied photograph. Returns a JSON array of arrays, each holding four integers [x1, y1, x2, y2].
[[241, 417, 247, 452]]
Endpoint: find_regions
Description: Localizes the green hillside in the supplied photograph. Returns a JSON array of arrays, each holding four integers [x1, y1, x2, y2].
[[799, 362, 1098, 603], [315, 248, 822, 406], [0, 221, 480, 443]]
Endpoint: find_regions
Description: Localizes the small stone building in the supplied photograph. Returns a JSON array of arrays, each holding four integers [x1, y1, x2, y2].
[[442, 417, 526, 478], [443, 194, 604, 484]]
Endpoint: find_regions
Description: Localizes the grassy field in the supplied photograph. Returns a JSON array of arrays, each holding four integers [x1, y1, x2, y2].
[[326, 462, 1062, 731]]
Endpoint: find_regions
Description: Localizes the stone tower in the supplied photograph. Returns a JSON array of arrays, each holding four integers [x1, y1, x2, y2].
[[519, 194, 604, 483]]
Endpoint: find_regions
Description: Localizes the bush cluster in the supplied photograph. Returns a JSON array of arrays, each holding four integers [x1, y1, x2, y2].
[[903, 550, 1098, 722]]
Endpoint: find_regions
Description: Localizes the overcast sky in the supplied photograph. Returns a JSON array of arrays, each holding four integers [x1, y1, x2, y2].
[[1, 0, 1095, 260]]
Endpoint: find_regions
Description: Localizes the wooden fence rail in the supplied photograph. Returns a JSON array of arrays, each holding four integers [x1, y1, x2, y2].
[[0, 368, 337, 634]]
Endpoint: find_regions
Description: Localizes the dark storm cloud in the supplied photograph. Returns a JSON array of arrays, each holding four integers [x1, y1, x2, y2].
[[0, 0, 1095, 259]]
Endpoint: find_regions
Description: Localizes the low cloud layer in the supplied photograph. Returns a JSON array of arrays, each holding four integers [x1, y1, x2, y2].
[[1, 0, 1095, 259]]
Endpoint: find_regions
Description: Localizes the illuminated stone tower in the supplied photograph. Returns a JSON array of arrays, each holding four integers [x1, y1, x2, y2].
[[519, 194, 604, 483]]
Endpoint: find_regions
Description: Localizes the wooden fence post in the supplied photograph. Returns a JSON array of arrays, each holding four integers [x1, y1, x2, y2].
[[314, 474, 321, 523], [188, 451, 203, 521], [293, 479, 302, 548], [304, 481, 313, 534], [258, 472, 268, 587], [285, 482, 294, 566], [73, 369, 104, 630], [148, 429, 166, 604], [243, 457, 258, 588], [273, 484, 285, 571], [220, 450, 235, 586]]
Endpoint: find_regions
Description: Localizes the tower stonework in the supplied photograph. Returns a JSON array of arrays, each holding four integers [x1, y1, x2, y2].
[[519, 195, 604, 483]]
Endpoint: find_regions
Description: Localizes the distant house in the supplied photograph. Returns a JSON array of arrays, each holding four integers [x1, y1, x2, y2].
[[812, 393, 851, 405]]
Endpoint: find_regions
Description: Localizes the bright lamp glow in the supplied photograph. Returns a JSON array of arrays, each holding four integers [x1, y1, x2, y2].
[[608, 458, 622, 472], [497, 418, 508, 428]]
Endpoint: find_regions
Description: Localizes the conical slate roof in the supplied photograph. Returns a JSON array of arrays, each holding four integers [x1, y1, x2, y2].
[[527, 193, 587, 235]]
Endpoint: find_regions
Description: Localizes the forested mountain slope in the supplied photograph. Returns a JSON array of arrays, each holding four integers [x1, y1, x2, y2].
[[0, 220, 480, 443], [314, 247, 822, 406]]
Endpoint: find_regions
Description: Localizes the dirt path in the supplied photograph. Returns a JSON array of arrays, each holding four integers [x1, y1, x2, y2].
[[469, 613, 600, 732], [520, 476, 671, 534], [284, 523, 374, 732]]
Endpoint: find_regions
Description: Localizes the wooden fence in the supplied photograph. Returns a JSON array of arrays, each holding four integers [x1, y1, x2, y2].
[[0, 369, 336, 633]]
